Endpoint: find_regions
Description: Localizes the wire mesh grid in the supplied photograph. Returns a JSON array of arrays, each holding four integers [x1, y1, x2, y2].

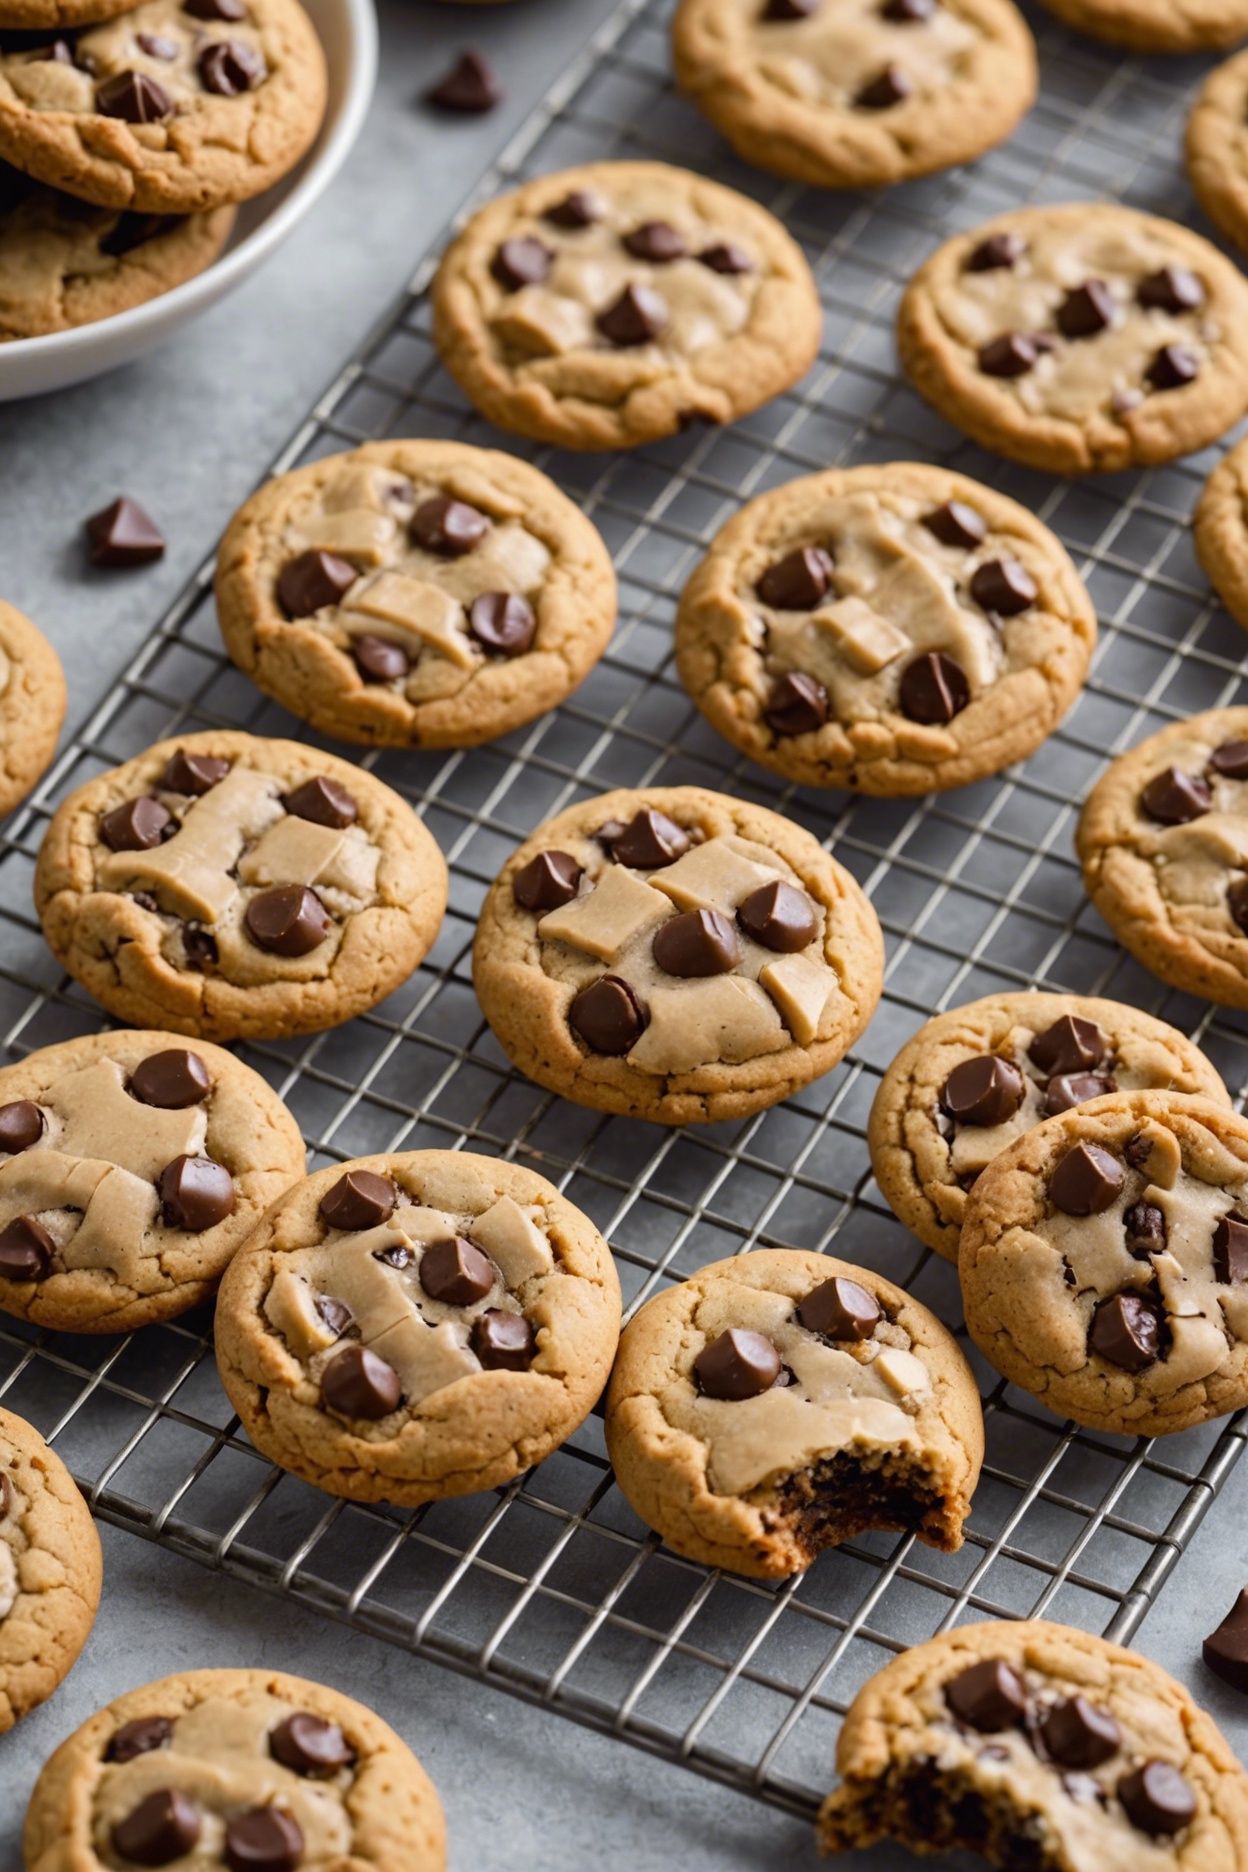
[[3, 0, 1248, 1822]]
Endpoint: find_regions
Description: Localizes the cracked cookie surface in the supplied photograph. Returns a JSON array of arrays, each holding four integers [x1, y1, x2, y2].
[[215, 1150, 622, 1505], [898, 203, 1248, 476], [1197, 441, 1248, 634], [1187, 50, 1248, 267], [0, 600, 63, 815], [215, 440, 617, 749], [34, 729, 448, 1042], [0, 1406, 100, 1736], [22, 1665, 445, 1870], [1036, 0, 1248, 51], [871, 993, 1228, 1263], [674, 460, 1095, 795], [672, 0, 1036, 191], [430, 159, 822, 451], [605, 1248, 982, 1579]]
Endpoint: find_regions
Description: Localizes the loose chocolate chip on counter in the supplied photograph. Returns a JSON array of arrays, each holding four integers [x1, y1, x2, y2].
[[319, 1170, 397, 1231], [797, 1274, 881, 1340], [1210, 738, 1248, 779], [1050, 1141, 1123, 1215], [966, 231, 1025, 273], [1230, 877, 1248, 935], [969, 557, 1037, 617], [596, 283, 667, 346], [923, 500, 986, 550], [762, 0, 820, 16], [283, 775, 358, 829], [277, 548, 357, 617], [353, 634, 410, 683], [622, 220, 686, 262], [100, 796, 173, 851], [420, 1236, 495, 1306], [95, 69, 173, 121], [426, 49, 500, 112], [855, 62, 912, 107], [410, 495, 488, 556], [699, 242, 753, 275], [137, 30, 179, 56], [491, 235, 552, 290], [112, 1788, 202, 1865], [1029, 1015, 1108, 1077], [1147, 343, 1199, 392], [160, 748, 230, 794], [1123, 1199, 1166, 1258], [321, 1344, 401, 1418], [652, 908, 740, 978], [107, 1716, 175, 1764], [757, 545, 835, 610], [882, 0, 936, 15], [1056, 279, 1115, 339], [0, 1215, 54, 1280], [737, 880, 818, 953], [158, 1154, 235, 1231], [472, 1308, 536, 1370], [1139, 767, 1212, 825], [1039, 1696, 1121, 1769], [944, 1659, 1028, 1731], [129, 1049, 211, 1109], [607, 807, 690, 868], [1214, 1210, 1248, 1283], [85, 495, 165, 567], [1043, 1072, 1116, 1116], [1203, 1588, 1248, 1693], [898, 651, 969, 725], [244, 885, 331, 957], [544, 189, 602, 229], [317, 1294, 353, 1336], [1137, 266, 1204, 315], [270, 1712, 356, 1777], [0, 1100, 43, 1153], [941, 1055, 1025, 1127], [513, 850, 582, 911], [694, 1327, 781, 1399], [765, 670, 829, 736], [1088, 1290, 1162, 1371], [978, 332, 1041, 378], [569, 975, 648, 1054], [469, 591, 536, 656], [185, 0, 247, 17], [197, 37, 265, 94], [1118, 1761, 1196, 1838], [223, 1804, 304, 1872]]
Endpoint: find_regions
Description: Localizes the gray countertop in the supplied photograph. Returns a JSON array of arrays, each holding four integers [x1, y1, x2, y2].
[[2, 1, 1248, 1866]]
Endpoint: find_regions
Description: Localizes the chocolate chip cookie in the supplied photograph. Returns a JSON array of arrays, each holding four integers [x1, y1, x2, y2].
[[819, 1618, 1248, 1866], [672, 0, 1037, 191], [34, 731, 448, 1042], [871, 993, 1228, 1263], [0, 600, 64, 816], [22, 1665, 446, 1870], [0, 1405, 100, 1735], [960, 1090, 1248, 1437], [675, 461, 1095, 794], [215, 1150, 622, 1504], [1078, 707, 1248, 1010], [473, 786, 884, 1125], [1188, 49, 1248, 270], [0, 0, 327, 214], [605, 1249, 982, 1580], [1197, 440, 1248, 634], [898, 204, 1248, 476], [430, 159, 822, 451], [1036, 0, 1248, 51], [215, 441, 617, 749]]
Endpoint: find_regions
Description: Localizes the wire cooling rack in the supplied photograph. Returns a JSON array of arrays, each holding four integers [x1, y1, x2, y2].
[[4, 0, 1248, 1823]]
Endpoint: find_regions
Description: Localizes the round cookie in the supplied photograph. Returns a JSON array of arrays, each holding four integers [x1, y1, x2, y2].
[[215, 440, 617, 750], [959, 1090, 1248, 1437], [871, 993, 1229, 1262], [0, 600, 64, 816], [1197, 440, 1248, 631], [1036, 0, 1248, 52], [34, 730, 448, 1043], [0, 1406, 100, 1734], [1188, 52, 1248, 262], [898, 203, 1248, 476], [22, 1665, 446, 1870], [1077, 707, 1248, 1010], [0, 0, 327, 215], [430, 159, 822, 451], [674, 461, 1095, 795], [0, 0, 141, 24], [604, 1249, 983, 1580], [473, 785, 884, 1126], [215, 1150, 621, 1504], [671, 0, 1037, 192], [0, 1029, 305, 1333], [818, 1618, 1248, 1867]]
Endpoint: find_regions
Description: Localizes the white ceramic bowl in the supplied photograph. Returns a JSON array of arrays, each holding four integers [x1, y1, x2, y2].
[[0, 0, 377, 402]]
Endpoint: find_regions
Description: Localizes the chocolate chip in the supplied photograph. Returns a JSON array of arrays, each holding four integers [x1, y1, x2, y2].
[[319, 1170, 396, 1231], [469, 591, 536, 656], [757, 545, 834, 610], [184, 925, 218, 969], [698, 242, 752, 274], [607, 808, 690, 868], [160, 748, 230, 794], [765, 670, 829, 736], [544, 189, 601, 229], [513, 850, 581, 911], [652, 908, 739, 978], [623, 220, 686, 262], [420, 1236, 495, 1306], [969, 557, 1037, 617], [1139, 767, 1212, 825], [1230, 877, 1248, 935], [1118, 1761, 1195, 1837], [321, 1344, 401, 1418], [95, 69, 173, 121], [596, 283, 667, 346], [374, 1244, 410, 1270], [410, 495, 488, 556], [737, 880, 818, 953], [197, 37, 265, 93], [112, 1789, 201, 1865], [1029, 1015, 1109, 1077], [978, 332, 1041, 378], [1056, 279, 1115, 339], [137, 31, 179, 57], [1050, 1141, 1123, 1215], [158, 1155, 235, 1231], [797, 1274, 881, 1340], [85, 494, 165, 566], [1148, 343, 1199, 392], [426, 49, 500, 112], [1210, 739, 1248, 779], [491, 235, 551, 290], [107, 1716, 174, 1763], [569, 975, 647, 1054], [184, 0, 247, 17], [0, 1215, 54, 1281], [1088, 1290, 1162, 1371], [1040, 1696, 1121, 1769], [967, 232, 1025, 273], [1044, 1072, 1116, 1116], [270, 1712, 355, 1777], [1214, 1210, 1248, 1283], [317, 1294, 352, 1336], [856, 62, 912, 107], [762, 0, 819, 14], [223, 1805, 303, 1872], [944, 1659, 1027, 1731], [694, 1327, 781, 1399], [1124, 1131, 1152, 1169], [277, 548, 357, 617], [244, 885, 331, 957], [100, 797, 172, 851], [472, 1308, 535, 1370], [941, 1055, 1025, 1127], [283, 775, 358, 829], [0, 1101, 43, 1153], [353, 634, 410, 683], [100, 210, 175, 256], [1123, 1199, 1166, 1258], [1203, 1588, 1248, 1693], [129, 1049, 211, 1110], [898, 651, 969, 725], [923, 500, 986, 550], [0, 1472, 9, 1518], [882, 0, 936, 15], [1137, 266, 1204, 315]]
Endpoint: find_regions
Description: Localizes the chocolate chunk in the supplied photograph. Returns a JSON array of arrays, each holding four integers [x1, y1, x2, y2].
[[137, 31, 179, 56], [270, 1712, 356, 1777], [469, 591, 536, 656], [1050, 1141, 1123, 1215], [623, 220, 686, 262], [471, 1308, 535, 1370], [320, 1344, 401, 1418], [607, 808, 690, 868], [277, 548, 357, 617], [85, 494, 165, 566], [0, 1100, 43, 1153], [882, 0, 936, 15], [1056, 279, 1115, 339], [1137, 266, 1204, 315], [1044, 1072, 1116, 1116], [652, 908, 740, 977], [1147, 343, 1199, 392], [1230, 877, 1248, 935], [969, 557, 1037, 617], [244, 885, 330, 957], [353, 634, 410, 683], [569, 975, 647, 1054], [107, 1715, 175, 1763], [693, 1327, 781, 1399], [99, 210, 174, 256], [698, 242, 752, 275], [1088, 1290, 1161, 1371], [1210, 738, 1248, 779], [1118, 1761, 1195, 1838], [978, 332, 1041, 377], [944, 1659, 1027, 1731], [1202, 1588, 1248, 1693], [185, 0, 247, 17], [513, 850, 581, 911], [197, 37, 265, 94], [737, 880, 818, 953], [596, 283, 667, 346], [158, 1155, 235, 1231], [426, 49, 500, 112], [283, 775, 358, 829], [112, 1789, 201, 1865], [544, 189, 601, 229], [420, 1236, 495, 1306], [410, 495, 488, 556], [898, 651, 969, 725], [1123, 1131, 1152, 1169], [1029, 1015, 1108, 1077], [757, 545, 834, 610], [966, 232, 1025, 273], [797, 1274, 881, 1340], [95, 69, 173, 122], [1123, 1199, 1166, 1258], [923, 500, 986, 550], [855, 62, 912, 107], [1214, 1210, 1248, 1283], [160, 748, 229, 794], [100, 796, 172, 851], [374, 1244, 410, 1270], [941, 1055, 1025, 1127], [313, 1294, 351, 1339], [129, 1049, 211, 1109], [491, 235, 552, 290], [0, 1215, 54, 1281], [184, 925, 218, 968], [223, 1805, 303, 1871], [1040, 1696, 1121, 1769], [0, 1472, 9, 1518], [319, 1170, 396, 1231], [765, 670, 829, 736], [1139, 767, 1212, 825]]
